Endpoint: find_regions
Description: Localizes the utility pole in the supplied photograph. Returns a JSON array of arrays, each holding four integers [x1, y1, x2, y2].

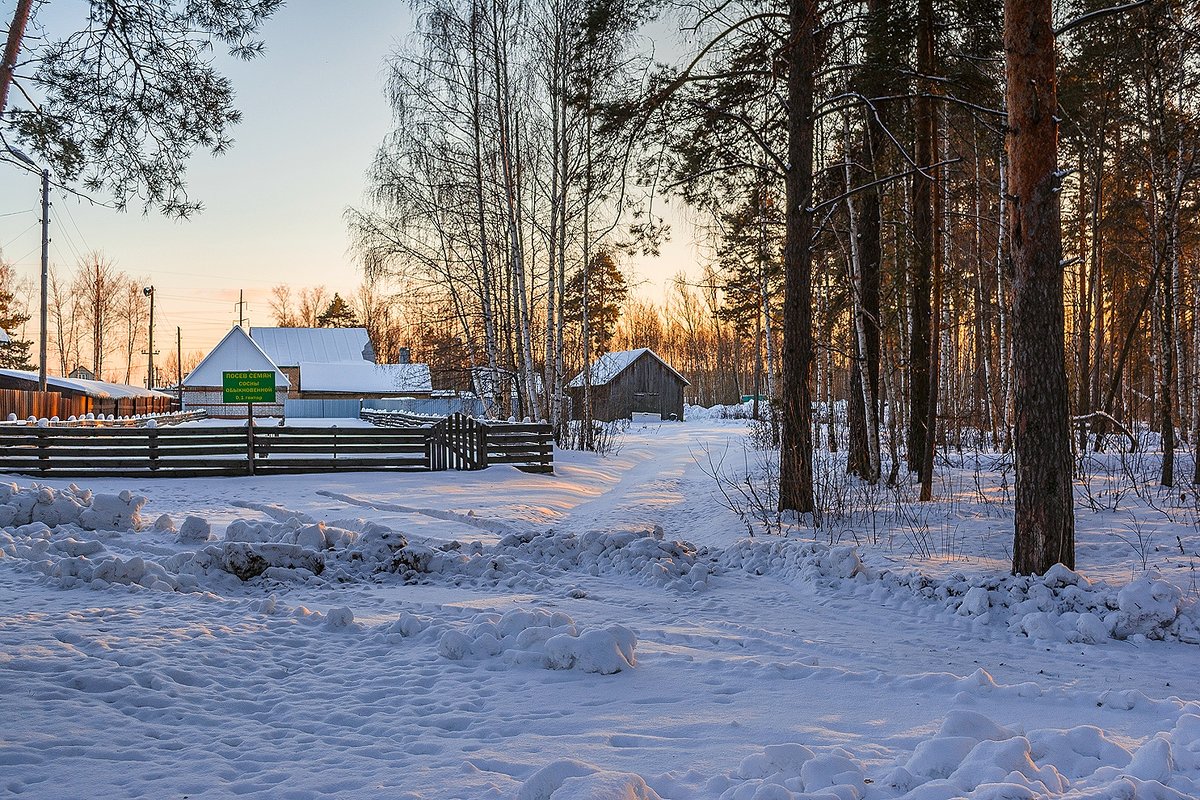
[[38, 168, 48, 392], [176, 326, 183, 409], [2, 141, 49, 391], [143, 285, 155, 389], [235, 290, 248, 328]]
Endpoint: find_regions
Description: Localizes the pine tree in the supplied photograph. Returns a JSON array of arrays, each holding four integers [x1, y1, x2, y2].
[[565, 249, 628, 356], [2, 0, 282, 216], [1005, 0, 1075, 573], [317, 293, 360, 328], [0, 263, 33, 370]]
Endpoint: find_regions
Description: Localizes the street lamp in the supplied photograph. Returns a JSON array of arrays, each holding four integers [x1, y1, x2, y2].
[[2, 142, 49, 392], [143, 285, 155, 389]]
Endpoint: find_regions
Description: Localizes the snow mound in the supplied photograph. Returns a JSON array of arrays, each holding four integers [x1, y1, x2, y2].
[[716, 709, 1200, 800], [720, 744, 866, 799], [519, 759, 662, 800], [881, 709, 1200, 799], [417, 527, 710, 592], [436, 607, 637, 674], [0, 483, 145, 532], [719, 537, 1199, 645]]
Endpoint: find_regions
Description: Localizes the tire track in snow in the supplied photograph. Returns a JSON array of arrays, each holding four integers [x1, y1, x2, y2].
[[316, 490, 517, 535]]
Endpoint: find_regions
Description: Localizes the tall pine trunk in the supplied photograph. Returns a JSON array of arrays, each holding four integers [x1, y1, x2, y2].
[[907, 0, 935, 471], [1005, 0, 1075, 574], [779, 0, 819, 515]]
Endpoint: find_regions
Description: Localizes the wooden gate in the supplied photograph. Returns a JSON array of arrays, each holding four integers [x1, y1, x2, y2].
[[426, 412, 488, 471]]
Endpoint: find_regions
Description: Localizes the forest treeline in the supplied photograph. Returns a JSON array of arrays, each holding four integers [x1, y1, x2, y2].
[[344, 0, 1198, 571], [348, 0, 1198, 468]]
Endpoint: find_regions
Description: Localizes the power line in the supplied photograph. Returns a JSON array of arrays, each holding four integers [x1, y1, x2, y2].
[[2, 220, 39, 251]]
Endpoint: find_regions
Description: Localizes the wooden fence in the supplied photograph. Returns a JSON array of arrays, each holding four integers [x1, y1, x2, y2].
[[0, 389, 177, 421], [0, 414, 553, 478]]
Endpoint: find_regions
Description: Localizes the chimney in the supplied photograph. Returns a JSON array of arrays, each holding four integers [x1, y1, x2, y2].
[[397, 347, 411, 364]]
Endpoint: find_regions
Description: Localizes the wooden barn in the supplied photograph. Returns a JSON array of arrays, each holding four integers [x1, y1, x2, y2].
[[567, 348, 689, 422]]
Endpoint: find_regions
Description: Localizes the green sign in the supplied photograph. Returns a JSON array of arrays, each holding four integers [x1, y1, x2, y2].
[[223, 370, 276, 403]]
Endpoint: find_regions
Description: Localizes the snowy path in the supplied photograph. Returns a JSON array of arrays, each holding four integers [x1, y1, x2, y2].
[[1, 421, 1198, 799]]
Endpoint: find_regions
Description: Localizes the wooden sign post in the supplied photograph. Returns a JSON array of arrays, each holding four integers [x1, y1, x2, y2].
[[223, 371, 276, 476]]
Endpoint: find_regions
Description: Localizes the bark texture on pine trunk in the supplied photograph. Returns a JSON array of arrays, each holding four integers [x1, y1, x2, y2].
[[907, 0, 935, 471], [779, 0, 818, 514], [1005, 0, 1075, 574]]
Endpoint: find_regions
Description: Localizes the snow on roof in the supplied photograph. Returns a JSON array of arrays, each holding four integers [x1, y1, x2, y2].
[[250, 327, 373, 367], [299, 361, 432, 394], [182, 326, 290, 388], [0, 368, 172, 399], [567, 348, 689, 388]]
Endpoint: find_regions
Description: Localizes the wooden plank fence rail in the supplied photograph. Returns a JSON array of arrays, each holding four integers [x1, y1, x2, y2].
[[0, 414, 553, 477]]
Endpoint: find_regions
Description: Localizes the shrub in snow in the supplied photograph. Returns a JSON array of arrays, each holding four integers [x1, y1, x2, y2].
[[199, 541, 325, 582], [1113, 578, 1183, 640], [176, 515, 211, 544], [79, 491, 147, 531]]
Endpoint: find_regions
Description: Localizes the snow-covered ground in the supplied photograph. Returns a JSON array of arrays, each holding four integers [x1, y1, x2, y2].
[[1, 419, 1198, 799]]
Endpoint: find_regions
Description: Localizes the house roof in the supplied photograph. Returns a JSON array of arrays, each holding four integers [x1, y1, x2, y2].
[[567, 348, 690, 388], [0, 368, 172, 399], [182, 326, 291, 388], [299, 361, 432, 394], [250, 327, 373, 367]]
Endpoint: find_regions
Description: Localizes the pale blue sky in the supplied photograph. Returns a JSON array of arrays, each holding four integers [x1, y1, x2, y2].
[[0, 1, 699, 372]]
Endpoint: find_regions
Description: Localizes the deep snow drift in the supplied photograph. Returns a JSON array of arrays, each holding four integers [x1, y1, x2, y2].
[[1, 419, 1197, 799]]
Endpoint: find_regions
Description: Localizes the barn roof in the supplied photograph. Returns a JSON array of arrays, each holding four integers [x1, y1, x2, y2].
[[0, 368, 173, 399], [299, 361, 432, 394], [250, 327, 373, 367], [182, 326, 290, 388], [567, 348, 689, 388]]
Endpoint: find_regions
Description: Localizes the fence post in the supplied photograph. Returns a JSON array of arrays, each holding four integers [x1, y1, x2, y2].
[[36, 427, 49, 475], [246, 404, 256, 476], [475, 420, 488, 469], [148, 427, 159, 471]]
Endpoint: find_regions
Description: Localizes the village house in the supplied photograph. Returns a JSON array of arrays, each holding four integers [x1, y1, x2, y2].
[[181, 326, 433, 417], [180, 326, 290, 418]]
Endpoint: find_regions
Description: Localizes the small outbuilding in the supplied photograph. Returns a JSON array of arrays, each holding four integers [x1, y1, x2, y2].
[[566, 348, 689, 422]]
